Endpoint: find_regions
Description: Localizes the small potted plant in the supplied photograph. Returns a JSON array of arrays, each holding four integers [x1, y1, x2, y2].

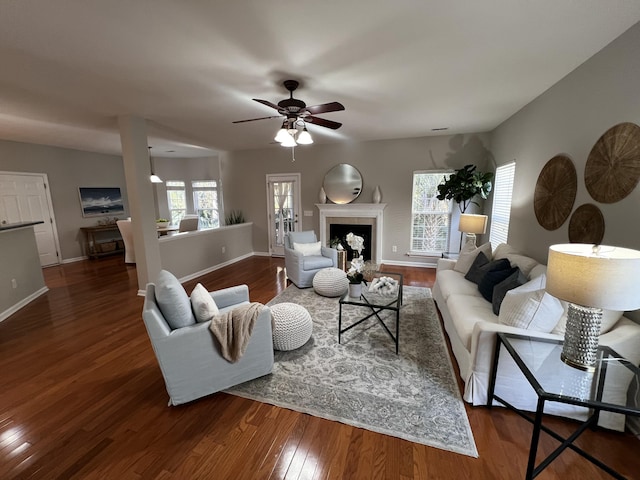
[[347, 260, 364, 298], [156, 218, 169, 229], [346, 231, 366, 297]]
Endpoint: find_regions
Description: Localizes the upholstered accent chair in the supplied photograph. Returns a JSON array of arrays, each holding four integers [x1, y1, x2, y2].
[[116, 219, 135, 264], [142, 271, 274, 406], [178, 215, 199, 232], [284, 231, 338, 288]]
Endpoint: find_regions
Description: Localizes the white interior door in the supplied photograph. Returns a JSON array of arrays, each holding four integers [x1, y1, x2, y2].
[[266, 173, 301, 256], [0, 172, 60, 266]]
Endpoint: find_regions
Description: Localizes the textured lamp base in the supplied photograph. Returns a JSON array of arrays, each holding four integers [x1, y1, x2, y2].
[[459, 233, 477, 251], [465, 233, 477, 247], [561, 303, 602, 372]]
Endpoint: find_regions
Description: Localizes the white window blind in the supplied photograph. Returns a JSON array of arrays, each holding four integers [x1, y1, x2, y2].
[[490, 162, 516, 247]]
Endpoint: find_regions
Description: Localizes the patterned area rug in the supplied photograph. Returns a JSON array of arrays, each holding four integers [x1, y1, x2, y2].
[[226, 285, 478, 457]]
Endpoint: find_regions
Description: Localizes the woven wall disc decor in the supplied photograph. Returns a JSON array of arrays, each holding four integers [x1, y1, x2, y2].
[[585, 122, 640, 203], [534, 155, 577, 230], [568, 203, 605, 244]]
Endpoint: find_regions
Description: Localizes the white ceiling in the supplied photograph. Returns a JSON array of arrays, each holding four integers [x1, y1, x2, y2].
[[1, 1, 639, 158]]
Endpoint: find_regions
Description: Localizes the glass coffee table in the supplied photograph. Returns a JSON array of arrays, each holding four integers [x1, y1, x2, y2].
[[488, 332, 640, 480], [338, 272, 403, 354]]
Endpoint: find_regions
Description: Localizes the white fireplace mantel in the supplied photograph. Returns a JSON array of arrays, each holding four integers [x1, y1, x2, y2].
[[316, 203, 387, 264]]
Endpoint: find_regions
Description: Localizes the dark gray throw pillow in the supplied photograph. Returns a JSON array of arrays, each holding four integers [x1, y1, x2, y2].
[[464, 253, 511, 285], [492, 268, 528, 315], [478, 267, 518, 302], [464, 252, 489, 283]]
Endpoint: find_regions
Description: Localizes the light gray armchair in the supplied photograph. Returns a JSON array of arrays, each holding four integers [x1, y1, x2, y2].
[[284, 231, 338, 288], [142, 281, 274, 406]]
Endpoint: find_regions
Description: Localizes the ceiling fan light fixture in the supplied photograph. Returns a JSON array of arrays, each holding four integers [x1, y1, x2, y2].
[[274, 121, 289, 142], [297, 126, 313, 145], [234, 80, 344, 147], [280, 132, 297, 147]]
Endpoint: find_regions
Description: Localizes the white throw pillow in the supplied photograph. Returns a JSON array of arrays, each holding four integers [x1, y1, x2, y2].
[[454, 242, 492, 274], [498, 274, 563, 332], [506, 254, 539, 278], [293, 241, 322, 256], [190, 283, 219, 322], [552, 308, 623, 336], [493, 243, 520, 260], [528, 264, 547, 280]]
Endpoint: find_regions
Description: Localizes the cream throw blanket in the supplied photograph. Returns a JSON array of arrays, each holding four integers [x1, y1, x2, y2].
[[209, 302, 264, 362]]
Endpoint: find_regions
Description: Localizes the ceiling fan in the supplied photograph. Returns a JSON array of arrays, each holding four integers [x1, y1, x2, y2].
[[233, 80, 345, 145]]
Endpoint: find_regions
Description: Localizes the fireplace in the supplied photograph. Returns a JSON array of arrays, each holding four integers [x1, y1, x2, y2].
[[316, 203, 386, 264], [329, 224, 373, 261]]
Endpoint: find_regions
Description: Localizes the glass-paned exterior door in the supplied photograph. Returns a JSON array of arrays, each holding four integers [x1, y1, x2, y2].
[[267, 174, 301, 256]]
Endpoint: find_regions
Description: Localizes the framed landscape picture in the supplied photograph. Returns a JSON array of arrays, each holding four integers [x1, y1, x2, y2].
[[78, 187, 125, 217]]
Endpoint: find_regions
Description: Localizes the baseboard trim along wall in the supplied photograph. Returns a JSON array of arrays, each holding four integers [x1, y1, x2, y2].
[[0, 286, 49, 323]]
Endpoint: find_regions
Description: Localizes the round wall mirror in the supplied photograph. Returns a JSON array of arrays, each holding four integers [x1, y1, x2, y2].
[[323, 164, 362, 204]]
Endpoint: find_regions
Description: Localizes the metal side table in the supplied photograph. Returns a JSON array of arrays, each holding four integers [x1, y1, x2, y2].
[[488, 332, 640, 480]]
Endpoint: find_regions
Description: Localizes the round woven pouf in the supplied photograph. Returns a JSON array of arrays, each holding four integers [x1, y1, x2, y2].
[[270, 302, 313, 351], [312, 267, 349, 297]]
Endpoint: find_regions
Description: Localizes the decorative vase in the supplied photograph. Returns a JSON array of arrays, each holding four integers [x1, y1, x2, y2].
[[373, 185, 382, 203], [348, 282, 362, 298], [319, 187, 327, 204]]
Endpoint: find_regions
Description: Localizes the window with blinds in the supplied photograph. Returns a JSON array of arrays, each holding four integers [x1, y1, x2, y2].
[[489, 162, 516, 246]]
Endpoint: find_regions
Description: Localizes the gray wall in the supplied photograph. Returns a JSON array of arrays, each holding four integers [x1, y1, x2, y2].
[[489, 22, 640, 264], [159, 223, 253, 281], [6, 22, 640, 269], [153, 156, 221, 220], [0, 140, 129, 260], [0, 140, 221, 261], [222, 133, 492, 265], [0, 227, 46, 319]]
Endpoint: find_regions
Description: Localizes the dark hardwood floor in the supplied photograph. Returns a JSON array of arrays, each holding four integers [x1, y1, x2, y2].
[[1, 255, 638, 479]]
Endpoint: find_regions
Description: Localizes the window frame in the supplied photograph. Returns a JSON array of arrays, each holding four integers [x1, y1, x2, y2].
[[192, 180, 219, 229], [409, 171, 453, 255], [165, 180, 186, 226]]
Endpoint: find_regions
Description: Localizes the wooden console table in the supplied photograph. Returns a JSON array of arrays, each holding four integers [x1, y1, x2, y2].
[[80, 225, 124, 259]]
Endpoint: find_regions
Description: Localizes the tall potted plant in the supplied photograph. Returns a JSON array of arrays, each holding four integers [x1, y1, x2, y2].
[[436, 164, 493, 213]]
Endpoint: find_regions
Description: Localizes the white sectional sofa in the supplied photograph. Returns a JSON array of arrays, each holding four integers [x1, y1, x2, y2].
[[433, 243, 640, 431]]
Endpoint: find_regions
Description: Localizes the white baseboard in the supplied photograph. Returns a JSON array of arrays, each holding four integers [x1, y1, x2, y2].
[[252, 251, 271, 257], [61, 256, 87, 264], [171, 252, 255, 285], [382, 258, 437, 268], [0, 286, 49, 323]]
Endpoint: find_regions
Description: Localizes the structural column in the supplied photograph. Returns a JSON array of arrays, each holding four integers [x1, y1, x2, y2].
[[118, 115, 162, 292]]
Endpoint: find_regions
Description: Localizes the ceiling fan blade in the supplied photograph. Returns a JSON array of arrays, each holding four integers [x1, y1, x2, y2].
[[303, 102, 345, 115], [253, 98, 284, 112], [232, 115, 282, 124], [306, 116, 342, 130]]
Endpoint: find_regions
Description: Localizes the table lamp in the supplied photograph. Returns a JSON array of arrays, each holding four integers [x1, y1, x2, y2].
[[458, 214, 488, 248], [546, 244, 640, 371]]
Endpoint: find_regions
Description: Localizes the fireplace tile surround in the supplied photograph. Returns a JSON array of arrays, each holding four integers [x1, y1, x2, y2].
[[316, 203, 386, 264]]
